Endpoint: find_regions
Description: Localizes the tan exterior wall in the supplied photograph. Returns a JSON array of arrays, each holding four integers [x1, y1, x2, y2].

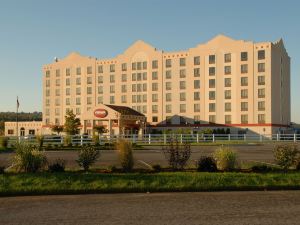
[[42, 35, 291, 135], [5, 122, 43, 136]]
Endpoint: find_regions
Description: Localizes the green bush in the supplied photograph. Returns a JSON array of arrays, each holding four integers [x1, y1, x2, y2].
[[213, 146, 237, 171], [117, 139, 134, 172], [197, 156, 217, 172], [0, 136, 8, 148], [0, 166, 5, 174], [273, 144, 299, 171], [13, 143, 47, 173], [48, 159, 66, 172], [76, 145, 100, 171], [152, 164, 162, 172], [251, 164, 275, 173]]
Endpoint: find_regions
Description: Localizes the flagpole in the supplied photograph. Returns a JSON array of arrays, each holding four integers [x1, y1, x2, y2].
[[16, 96, 19, 139]]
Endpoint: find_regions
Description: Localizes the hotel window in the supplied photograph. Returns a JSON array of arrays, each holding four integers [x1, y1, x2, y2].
[[143, 94, 147, 102], [98, 65, 103, 73], [55, 118, 60, 125], [152, 83, 158, 91], [180, 81, 186, 90], [110, 96, 115, 104], [224, 78, 231, 87], [258, 63, 265, 72], [224, 90, 231, 99], [165, 70, 172, 79], [152, 71, 158, 80], [55, 108, 60, 116], [122, 63, 127, 71], [76, 97, 81, 105], [179, 104, 186, 113], [180, 92, 186, 101], [166, 82, 172, 90], [209, 91, 215, 100], [258, 76, 265, 85], [132, 73, 136, 81], [121, 85, 127, 93], [110, 75, 115, 83], [76, 87, 81, 95], [258, 114, 265, 124], [194, 56, 200, 65], [76, 77, 81, 85], [225, 103, 231, 112], [137, 95, 142, 103], [45, 109, 50, 116], [224, 66, 231, 75], [241, 77, 248, 86], [66, 88, 70, 96], [209, 79, 215, 88], [121, 95, 127, 103], [194, 80, 200, 89], [87, 66, 92, 74], [46, 99, 50, 106], [152, 94, 158, 102], [66, 68, 70, 76], [225, 115, 232, 124], [258, 50, 265, 60], [132, 95, 136, 103], [56, 69, 60, 77], [241, 89, 248, 99], [76, 67, 81, 75], [66, 78, 70, 86], [121, 74, 127, 82], [46, 70, 50, 78], [66, 98, 70, 105], [87, 87, 92, 94], [76, 108, 81, 115], [143, 72, 147, 80], [166, 116, 172, 124], [152, 105, 158, 113], [55, 89, 60, 96], [209, 55, 215, 64], [87, 97, 92, 105], [166, 104, 172, 113], [224, 53, 231, 63], [55, 79, 60, 86], [142, 106, 147, 114], [152, 116, 158, 122], [98, 76, 103, 84], [45, 118, 50, 125], [152, 60, 158, 69], [209, 67, 215, 76], [98, 96, 103, 104], [137, 84, 142, 92], [194, 115, 201, 124], [132, 84, 137, 92], [98, 86, 103, 94], [143, 61, 147, 70], [166, 59, 172, 68], [46, 80, 50, 87], [87, 77, 92, 84], [241, 102, 248, 111], [258, 88, 265, 98], [166, 93, 172, 102], [180, 69, 186, 78], [132, 62, 137, 70], [258, 101, 265, 111], [209, 103, 215, 112], [241, 52, 248, 61], [241, 115, 248, 124], [241, 64, 248, 74], [194, 68, 200, 77], [179, 58, 186, 67], [194, 92, 200, 100], [137, 73, 142, 81], [209, 115, 216, 123], [137, 62, 142, 70], [110, 64, 115, 72], [143, 83, 147, 91], [55, 98, 60, 106]]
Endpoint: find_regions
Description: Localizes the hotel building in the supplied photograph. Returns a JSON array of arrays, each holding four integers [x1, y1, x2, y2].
[[37, 34, 290, 135]]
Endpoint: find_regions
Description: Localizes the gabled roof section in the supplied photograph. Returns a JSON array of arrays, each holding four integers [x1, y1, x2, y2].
[[123, 40, 157, 54], [105, 105, 145, 117]]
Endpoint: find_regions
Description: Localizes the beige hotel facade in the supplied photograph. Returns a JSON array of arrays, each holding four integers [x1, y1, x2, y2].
[[6, 34, 291, 136]]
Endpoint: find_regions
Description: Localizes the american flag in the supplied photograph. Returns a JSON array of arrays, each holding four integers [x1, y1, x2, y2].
[[17, 96, 20, 109]]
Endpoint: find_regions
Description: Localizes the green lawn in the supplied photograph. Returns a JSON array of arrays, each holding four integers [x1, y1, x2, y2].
[[1, 172, 300, 196]]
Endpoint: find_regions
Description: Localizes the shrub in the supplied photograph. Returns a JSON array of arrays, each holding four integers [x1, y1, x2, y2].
[[251, 164, 275, 173], [0, 166, 5, 174], [273, 144, 299, 171], [152, 164, 162, 172], [76, 145, 100, 171], [48, 159, 66, 172], [117, 139, 134, 172], [197, 156, 217, 172], [107, 165, 118, 173], [0, 136, 9, 148], [163, 137, 191, 170], [13, 143, 47, 173], [213, 146, 237, 171], [36, 135, 44, 150]]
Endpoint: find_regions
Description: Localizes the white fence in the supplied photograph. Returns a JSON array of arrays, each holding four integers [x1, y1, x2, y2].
[[6, 133, 300, 146]]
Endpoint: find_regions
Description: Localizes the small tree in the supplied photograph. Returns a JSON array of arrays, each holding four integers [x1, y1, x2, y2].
[[214, 146, 237, 171], [76, 145, 100, 171], [93, 125, 108, 135], [64, 110, 81, 135], [117, 139, 134, 172], [51, 125, 64, 135], [273, 144, 299, 171]]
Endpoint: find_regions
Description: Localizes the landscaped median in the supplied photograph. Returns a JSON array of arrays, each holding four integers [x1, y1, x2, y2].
[[1, 172, 300, 196]]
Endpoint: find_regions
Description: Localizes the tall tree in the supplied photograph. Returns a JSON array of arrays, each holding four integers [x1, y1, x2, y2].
[[64, 110, 81, 135], [51, 125, 64, 135]]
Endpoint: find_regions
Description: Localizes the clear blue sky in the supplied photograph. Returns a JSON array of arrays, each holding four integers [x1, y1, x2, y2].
[[0, 0, 299, 122]]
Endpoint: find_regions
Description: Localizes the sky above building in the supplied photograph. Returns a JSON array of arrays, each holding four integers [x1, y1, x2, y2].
[[0, 0, 299, 122]]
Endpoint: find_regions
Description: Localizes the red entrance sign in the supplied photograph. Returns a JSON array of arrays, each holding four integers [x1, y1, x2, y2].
[[94, 109, 108, 118]]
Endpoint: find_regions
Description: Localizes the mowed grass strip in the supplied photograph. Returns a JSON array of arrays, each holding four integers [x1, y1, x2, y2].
[[1, 172, 300, 196]]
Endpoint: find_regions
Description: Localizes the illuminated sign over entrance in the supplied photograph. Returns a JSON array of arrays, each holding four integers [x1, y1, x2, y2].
[[94, 109, 108, 118]]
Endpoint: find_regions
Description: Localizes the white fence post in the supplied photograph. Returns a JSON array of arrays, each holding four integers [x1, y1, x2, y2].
[[61, 136, 64, 144], [244, 134, 246, 141], [294, 133, 296, 143], [163, 134, 166, 144], [276, 133, 279, 142], [212, 134, 215, 142], [148, 134, 151, 145], [228, 134, 231, 141], [80, 135, 83, 146], [180, 134, 183, 144], [196, 133, 199, 143]]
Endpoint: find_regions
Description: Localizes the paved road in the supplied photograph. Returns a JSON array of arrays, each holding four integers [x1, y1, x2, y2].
[[1, 191, 300, 225], [0, 143, 285, 169]]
